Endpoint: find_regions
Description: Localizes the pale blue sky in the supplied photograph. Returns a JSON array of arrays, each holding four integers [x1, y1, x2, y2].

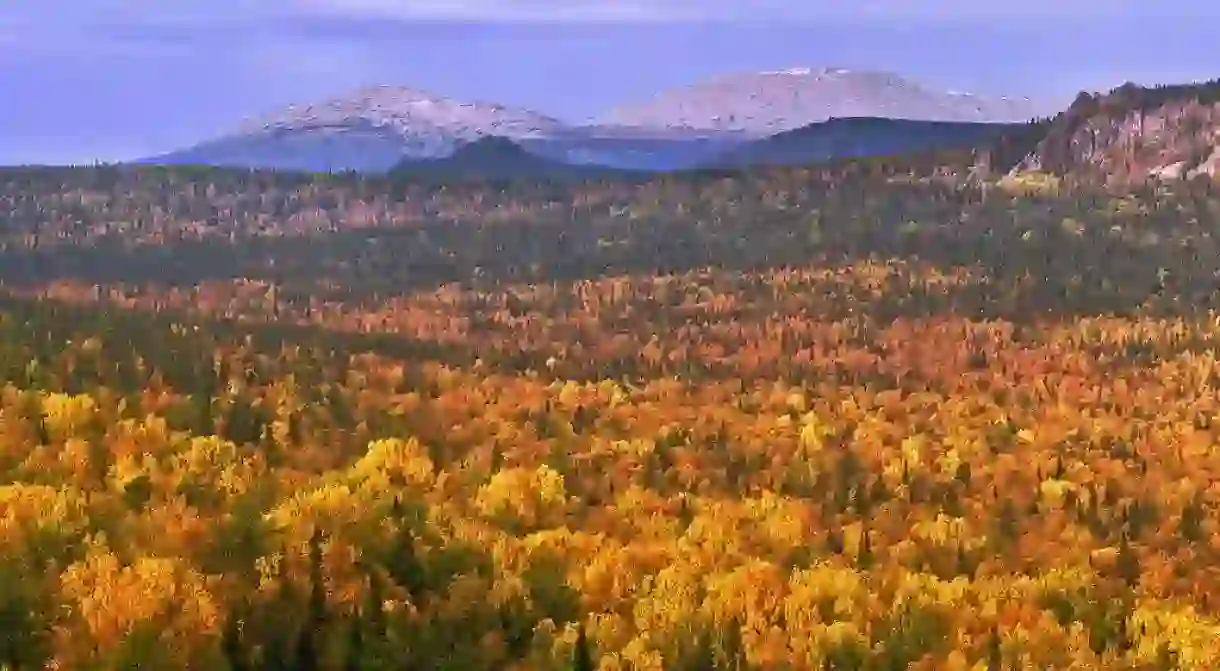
[[3, 1, 1219, 164]]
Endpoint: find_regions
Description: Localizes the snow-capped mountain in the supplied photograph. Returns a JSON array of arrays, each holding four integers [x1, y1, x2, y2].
[[140, 70, 1042, 174], [240, 85, 565, 149], [593, 67, 1041, 135], [143, 85, 569, 173]]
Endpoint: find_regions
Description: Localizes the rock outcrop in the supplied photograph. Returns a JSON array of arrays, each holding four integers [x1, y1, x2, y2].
[[996, 80, 1220, 187]]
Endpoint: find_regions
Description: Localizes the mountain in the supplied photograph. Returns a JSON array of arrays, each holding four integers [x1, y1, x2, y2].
[[993, 80, 1220, 187], [140, 85, 748, 174], [705, 117, 1025, 168], [388, 136, 640, 184], [594, 67, 1040, 135], [140, 70, 1041, 175], [142, 85, 567, 173]]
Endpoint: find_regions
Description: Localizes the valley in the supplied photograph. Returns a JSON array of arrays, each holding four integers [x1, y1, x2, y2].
[[2, 76, 1220, 669]]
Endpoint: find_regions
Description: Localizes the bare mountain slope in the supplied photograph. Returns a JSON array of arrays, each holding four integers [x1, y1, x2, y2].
[[594, 67, 1040, 135], [238, 85, 565, 144], [144, 85, 568, 172]]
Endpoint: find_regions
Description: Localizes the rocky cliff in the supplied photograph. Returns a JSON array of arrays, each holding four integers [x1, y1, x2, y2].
[[997, 80, 1220, 187]]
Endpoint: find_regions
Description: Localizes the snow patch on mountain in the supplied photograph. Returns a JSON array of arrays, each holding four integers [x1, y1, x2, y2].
[[593, 68, 1040, 135], [143, 85, 575, 172], [235, 85, 566, 156]]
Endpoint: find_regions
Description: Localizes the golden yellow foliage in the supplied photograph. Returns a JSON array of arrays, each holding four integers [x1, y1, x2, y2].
[[55, 539, 221, 668]]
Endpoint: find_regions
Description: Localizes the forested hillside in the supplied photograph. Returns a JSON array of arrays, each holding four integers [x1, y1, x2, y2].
[[2, 162, 1220, 669]]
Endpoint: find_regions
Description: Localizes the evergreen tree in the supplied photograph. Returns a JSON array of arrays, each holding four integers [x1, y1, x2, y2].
[[221, 611, 248, 671], [0, 558, 49, 671], [366, 569, 386, 639], [856, 528, 874, 570], [1116, 534, 1141, 589], [1181, 493, 1205, 543], [684, 626, 717, 671], [826, 526, 845, 555], [720, 618, 747, 671], [955, 543, 974, 578], [386, 501, 427, 603], [287, 411, 303, 446], [196, 362, 217, 435], [852, 481, 873, 518], [33, 411, 50, 446], [572, 621, 595, 671], [986, 626, 1003, 670], [344, 618, 363, 671], [262, 580, 296, 671], [296, 528, 326, 671], [954, 462, 972, 487], [869, 477, 890, 505]]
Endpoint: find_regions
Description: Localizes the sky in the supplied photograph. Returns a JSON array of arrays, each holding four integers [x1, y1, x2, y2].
[[3, 1, 1220, 165]]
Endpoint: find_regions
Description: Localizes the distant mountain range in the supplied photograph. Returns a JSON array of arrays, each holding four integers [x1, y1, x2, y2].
[[135, 67, 1220, 189], [140, 68, 1043, 175]]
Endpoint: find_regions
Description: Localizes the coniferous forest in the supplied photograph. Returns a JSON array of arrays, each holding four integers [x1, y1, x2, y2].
[[2, 163, 1220, 669]]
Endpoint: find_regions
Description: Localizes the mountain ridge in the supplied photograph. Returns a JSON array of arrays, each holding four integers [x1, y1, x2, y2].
[[707, 117, 1026, 169], [142, 85, 569, 173], [140, 68, 1040, 174], [237, 85, 564, 139], [388, 136, 640, 184]]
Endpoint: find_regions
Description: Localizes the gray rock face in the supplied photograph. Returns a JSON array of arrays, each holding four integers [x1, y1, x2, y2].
[[1004, 82, 1220, 187]]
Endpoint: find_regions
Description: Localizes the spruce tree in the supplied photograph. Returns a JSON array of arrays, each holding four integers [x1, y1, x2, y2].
[[344, 618, 363, 671], [386, 507, 427, 603], [986, 626, 1003, 670], [856, 528, 874, 570], [296, 528, 326, 671], [221, 611, 248, 671], [955, 543, 974, 578], [366, 569, 386, 639], [262, 579, 296, 671], [684, 627, 717, 671], [1116, 534, 1141, 589], [720, 618, 746, 671], [1181, 493, 1204, 543], [572, 621, 595, 671]]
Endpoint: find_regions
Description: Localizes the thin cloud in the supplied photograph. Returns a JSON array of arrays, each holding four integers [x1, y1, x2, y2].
[[300, 0, 1212, 21], [300, 0, 695, 21], [5, 0, 1213, 31]]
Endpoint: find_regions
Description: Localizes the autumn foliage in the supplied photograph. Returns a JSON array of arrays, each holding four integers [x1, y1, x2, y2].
[[1, 164, 1220, 669]]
